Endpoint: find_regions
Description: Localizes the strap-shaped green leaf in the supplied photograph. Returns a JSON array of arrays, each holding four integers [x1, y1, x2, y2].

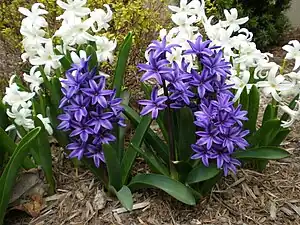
[[248, 119, 281, 146], [54, 49, 72, 71], [186, 163, 220, 184], [39, 66, 52, 91], [177, 107, 195, 161], [270, 128, 290, 146], [198, 172, 222, 196], [34, 117, 55, 194], [131, 144, 169, 176], [233, 147, 290, 159], [0, 127, 34, 169], [103, 144, 122, 191], [110, 185, 133, 211], [113, 32, 133, 97], [121, 116, 152, 184], [86, 45, 98, 71], [244, 85, 259, 133], [0, 102, 9, 130], [0, 127, 41, 225], [114, 90, 130, 161], [122, 104, 169, 162], [262, 104, 276, 125], [173, 161, 193, 183], [50, 77, 63, 107], [239, 87, 249, 111], [128, 173, 196, 205], [81, 158, 108, 189]]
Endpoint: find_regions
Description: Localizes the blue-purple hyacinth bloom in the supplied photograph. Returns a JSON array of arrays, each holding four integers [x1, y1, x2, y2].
[[138, 34, 250, 176], [58, 58, 125, 168]]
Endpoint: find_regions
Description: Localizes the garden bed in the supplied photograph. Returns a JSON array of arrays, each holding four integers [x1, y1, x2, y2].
[[2, 27, 300, 225]]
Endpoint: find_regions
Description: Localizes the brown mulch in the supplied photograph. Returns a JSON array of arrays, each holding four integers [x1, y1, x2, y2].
[[2, 28, 300, 225]]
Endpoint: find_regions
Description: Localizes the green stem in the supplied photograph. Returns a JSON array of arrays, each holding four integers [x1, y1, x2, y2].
[[280, 59, 286, 74], [162, 81, 176, 176]]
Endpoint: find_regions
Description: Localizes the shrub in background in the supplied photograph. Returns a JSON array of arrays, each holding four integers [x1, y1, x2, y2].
[[205, 0, 292, 49], [0, 0, 169, 80]]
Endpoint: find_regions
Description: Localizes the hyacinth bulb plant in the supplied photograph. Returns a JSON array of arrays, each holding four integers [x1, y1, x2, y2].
[[0, 0, 139, 213], [122, 33, 291, 204]]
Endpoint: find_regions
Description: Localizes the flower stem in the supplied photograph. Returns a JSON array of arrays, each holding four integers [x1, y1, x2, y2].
[[280, 59, 286, 74], [162, 80, 176, 175]]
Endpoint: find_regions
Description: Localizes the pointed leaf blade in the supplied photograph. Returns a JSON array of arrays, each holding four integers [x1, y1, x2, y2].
[[0, 127, 41, 225], [113, 32, 133, 97], [186, 163, 220, 184], [121, 115, 152, 184], [103, 144, 122, 190], [128, 174, 196, 205], [233, 147, 290, 160], [34, 117, 55, 194], [114, 185, 133, 211], [244, 85, 259, 133]]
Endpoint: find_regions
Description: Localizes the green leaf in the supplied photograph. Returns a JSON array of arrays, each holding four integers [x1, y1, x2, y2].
[[81, 158, 108, 189], [248, 119, 281, 146], [112, 185, 133, 211], [113, 32, 133, 97], [198, 172, 222, 196], [121, 115, 152, 184], [86, 45, 98, 71], [0, 127, 41, 225], [122, 104, 169, 162], [54, 49, 71, 70], [233, 147, 290, 160], [0, 127, 34, 169], [34, 117, 55, 194], [0, 102, 9, 130], [177, 107, 196, 161], [46, 97, 68, 148], [244, 85, 259, 133], [50, 77, 63, 107], [239, 87, 249, 111], [115, 90, 130, 162], [103, 144, 122, 190], [131, 144, 169, 176], [128, 174, 196, 205], [186, 163, 220, 184], [262, 104, 276, 125], [173, 161, 192, 183], [39, 66, 51, 91], [270, 129, 290, 146]]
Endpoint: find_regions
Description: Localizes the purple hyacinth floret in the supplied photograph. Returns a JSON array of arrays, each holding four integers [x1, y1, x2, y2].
[[58, 58, 125, 168], [192, 95, 249, 175], [138, 34, 249, 175], [138, 86, 167, 119]]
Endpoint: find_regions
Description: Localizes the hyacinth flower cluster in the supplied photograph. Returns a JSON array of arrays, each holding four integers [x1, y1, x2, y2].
[[162, 0, 300, 129], [57, 58, 125, 167], [138, 35, 249, 175]]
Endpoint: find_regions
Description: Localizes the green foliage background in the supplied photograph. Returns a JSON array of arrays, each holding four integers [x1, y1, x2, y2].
[[0, 0, 170, 83], [205, 0, 292, 50]]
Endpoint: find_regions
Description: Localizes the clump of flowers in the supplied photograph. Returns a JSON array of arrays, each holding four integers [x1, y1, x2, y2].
[[166, 1, 300, 130], [57, 58, 125, 167], [2, 0, 116, 136], [138, 35, 249, 175]]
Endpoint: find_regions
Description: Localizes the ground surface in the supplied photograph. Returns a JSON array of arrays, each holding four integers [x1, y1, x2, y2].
[[1, 29, 300, 225]]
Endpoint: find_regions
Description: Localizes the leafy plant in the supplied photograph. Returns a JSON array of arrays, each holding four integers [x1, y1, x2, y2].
[[0, 127, 41, 225], [122, 30, 290, 204], [205, 0, 292, 49]]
